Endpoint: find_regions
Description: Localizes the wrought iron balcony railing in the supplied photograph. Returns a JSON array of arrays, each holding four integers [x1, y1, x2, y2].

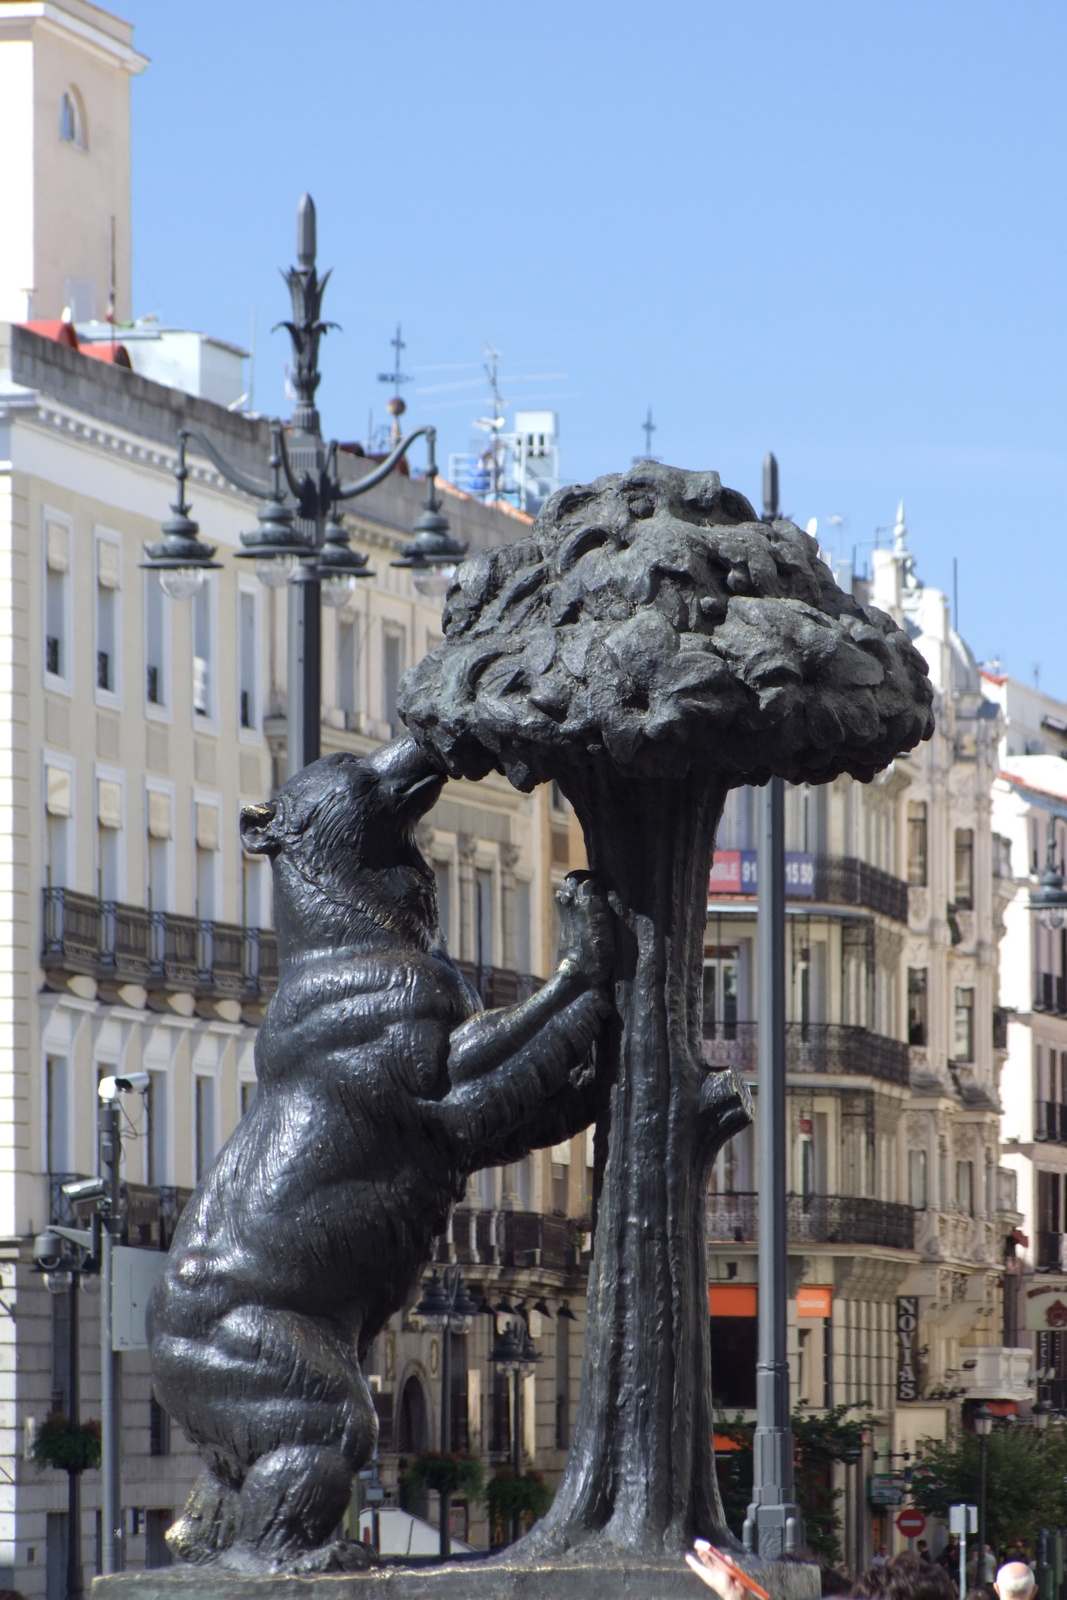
[[706, 1191, 915, 1251], [42, 887, 278, 1003], [700, 1021, 909, 1086], [813, 856, 909, 923], [1034, 1101, 1067, 1142], [435, 1208, 582, 1274]]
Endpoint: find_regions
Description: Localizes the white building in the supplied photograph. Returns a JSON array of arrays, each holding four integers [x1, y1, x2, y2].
[[983, 670, 1067, 1402]]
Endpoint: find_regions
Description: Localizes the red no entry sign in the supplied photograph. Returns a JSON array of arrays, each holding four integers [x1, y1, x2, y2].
[[897, 1509, 926, 1538]]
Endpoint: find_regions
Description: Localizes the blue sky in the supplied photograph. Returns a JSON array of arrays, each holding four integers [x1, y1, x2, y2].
[[123, 1, 1067, 692]]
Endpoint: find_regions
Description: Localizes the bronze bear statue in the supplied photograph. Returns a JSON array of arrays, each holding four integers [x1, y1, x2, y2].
[[147, 735, 611, 1573]]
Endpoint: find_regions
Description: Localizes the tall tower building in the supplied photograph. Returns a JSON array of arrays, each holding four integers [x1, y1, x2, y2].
[[0, 0, 147, 323]]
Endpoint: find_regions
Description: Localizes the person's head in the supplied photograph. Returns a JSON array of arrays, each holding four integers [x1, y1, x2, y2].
[[995, 1563, 1036, 1600], [853, 1553, 955, 1600]]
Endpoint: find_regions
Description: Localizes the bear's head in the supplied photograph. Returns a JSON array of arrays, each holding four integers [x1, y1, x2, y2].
[[240, 734, 446, 959]]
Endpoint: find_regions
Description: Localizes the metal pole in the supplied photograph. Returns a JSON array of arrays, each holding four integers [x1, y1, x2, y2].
[[66, 1271, 82, 1600], [439, 1317, 452, 1560], [978, 1434, 987, 1583], [511, 1365, 522, 1545], [286, 565, 321, 777], [99, 1099, 122, 1574], [745, 775, 803, 1557]]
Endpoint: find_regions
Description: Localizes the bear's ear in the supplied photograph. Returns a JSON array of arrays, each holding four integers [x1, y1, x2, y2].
[[240, 800, 280, 856]]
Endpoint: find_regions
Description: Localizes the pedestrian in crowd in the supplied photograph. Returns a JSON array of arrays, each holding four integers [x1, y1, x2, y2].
[[917, 1541, 932, 1565], [872, 1547, 890, 1568], [938, 1539, 960, 1576], [968, 1546, 997, 1587], [854, 1552, 955, 1600], [993, 1563, 1036, 1600]]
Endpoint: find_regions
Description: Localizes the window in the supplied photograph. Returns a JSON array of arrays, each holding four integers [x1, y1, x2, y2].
[[145, 574, 167, 708], [954, 828, 975, 909], [939, 1141, 949, 1209], [192, 582, 214, 718], [1038, 1170, 1062, 1233], [45, 763, 73, 888], [146, 1072, 167, 1185], [907, 802, 928, 887], [95, 537, 120, 698], [59, 89, 86, 148], [242, 855, 264, 929], [475, 869, 493, 968], [146, 788, 172, 912], [149, 1396, 171, 1457], [238, 589, 257, 729], [145, 1509, 173, 1570], [702, 951, 739, 1041], [45, 519, 70, 685], [434, 861, 452, 949], [195, 803, 219, 921], [96, 777, 122, 901], [383, 629, 404, 732], [45, 1054, 72, 1173], [337, 616, 358, 718], [515, 881, 532, 976], [954, 986, 975, 1062], [194, 1077, 216, 1182], [240, 1081, 257, 1118], [956, 1159, 974, 1216], [908, 1148, 927, 1210], [907, 968, 928, 1046]]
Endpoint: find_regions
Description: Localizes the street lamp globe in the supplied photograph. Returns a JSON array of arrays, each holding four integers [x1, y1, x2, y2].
[[159, 567, 206, 600], [1032, 1399, 1051, 1432], [414, 1269, 451, 1333], [254, 553, 299, 590], [973, 1403, 994, 1437], [1029, 816, 1067, 930], [490, 1322, 523, 1376]]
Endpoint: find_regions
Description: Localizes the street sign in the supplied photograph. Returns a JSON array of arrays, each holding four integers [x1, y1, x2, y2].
[[869, 1475, 905, 1507], [897, 1509, 926, 1538], [111, 1245, 167, 1351]]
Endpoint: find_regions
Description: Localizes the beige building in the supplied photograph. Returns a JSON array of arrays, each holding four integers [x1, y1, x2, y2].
[[0, 0, 145, 325]]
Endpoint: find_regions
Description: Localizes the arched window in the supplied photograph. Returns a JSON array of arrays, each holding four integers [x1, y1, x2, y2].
[[59, 89, 86, 149]]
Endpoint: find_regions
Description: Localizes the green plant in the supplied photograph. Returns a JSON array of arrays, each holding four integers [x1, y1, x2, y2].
[[713, 1402, 874, 1565], [401, 1451, 485, 1503], [32, 1413, 101, 1474], [485, 1467, 553, 1536], [911, 1424, 1067, 1553]]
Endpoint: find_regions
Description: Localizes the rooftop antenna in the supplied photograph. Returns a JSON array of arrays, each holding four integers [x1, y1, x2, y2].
[[473, 344, 507, 500], [378, 323, 411, 443], [762, 451, 778, 521]]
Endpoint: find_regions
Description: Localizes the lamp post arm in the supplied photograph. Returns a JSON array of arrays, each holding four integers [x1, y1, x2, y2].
[[332, 426, 435, 501], [179, 426, 274, 502]]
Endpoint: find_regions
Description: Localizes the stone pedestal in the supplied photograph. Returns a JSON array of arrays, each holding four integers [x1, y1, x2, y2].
[[93, 1556, 821, 1600]]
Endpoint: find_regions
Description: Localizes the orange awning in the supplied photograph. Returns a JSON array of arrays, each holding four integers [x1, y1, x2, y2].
[[709, 1284, 757, 1317]]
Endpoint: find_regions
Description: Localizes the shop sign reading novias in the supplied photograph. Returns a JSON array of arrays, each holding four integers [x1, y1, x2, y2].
[[1024, 1279, 1067, 1330], [709, 851, 815, 898], [896, 1296, 919, 1402]]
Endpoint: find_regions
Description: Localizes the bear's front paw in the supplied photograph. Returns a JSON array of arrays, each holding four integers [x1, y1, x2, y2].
[[556, 872, 613, 986]]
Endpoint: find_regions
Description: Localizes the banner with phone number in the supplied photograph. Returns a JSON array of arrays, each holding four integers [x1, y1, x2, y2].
[[708, 850, 815, 898]]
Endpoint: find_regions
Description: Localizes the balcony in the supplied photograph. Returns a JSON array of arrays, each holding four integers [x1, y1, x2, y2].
[[437, 1209, 582, 1274], [42, 887, 278, 1004], [701, 1021, 909, 1086], [1034, 973, 1067, 1015], [813, 857, 909, 923], [706, 1192, 915, 1250], [49, 1174, 192, 1249], [1035, 1101, 1067, 1142]]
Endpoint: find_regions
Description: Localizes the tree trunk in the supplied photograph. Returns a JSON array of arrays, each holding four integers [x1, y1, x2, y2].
[[518, 767, 750, 1564]]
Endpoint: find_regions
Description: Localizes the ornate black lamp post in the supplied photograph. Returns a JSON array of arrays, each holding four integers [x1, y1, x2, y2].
[[141, 194, 466, 778], [1029, 816, 1067, 929], [973, 1403, 993, 1579], [490, 1318, 540, 1545], [415, 1268, 477, 1559]]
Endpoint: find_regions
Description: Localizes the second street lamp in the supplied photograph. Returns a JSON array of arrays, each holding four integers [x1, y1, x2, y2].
[[973, 1402, 993, 1583], [142, 193, 466, 778], [415, 1268, 476, 1559]]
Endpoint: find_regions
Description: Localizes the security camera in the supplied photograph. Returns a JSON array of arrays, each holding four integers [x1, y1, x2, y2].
[[32, 1230, 64, 1271], [97, 1071, 151, 1101], [60, 1177, 106, 1204]]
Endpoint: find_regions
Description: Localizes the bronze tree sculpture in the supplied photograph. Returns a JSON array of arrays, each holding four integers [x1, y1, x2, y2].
[[399, 462, 934, 1568]]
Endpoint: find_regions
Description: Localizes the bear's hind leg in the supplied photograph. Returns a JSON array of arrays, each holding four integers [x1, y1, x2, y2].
[[227, 1444, 374, 1573], [166, 1467, 239, 1565]]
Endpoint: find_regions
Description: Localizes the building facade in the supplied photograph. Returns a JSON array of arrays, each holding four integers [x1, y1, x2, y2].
[[702, 515, 1023, 1565]]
